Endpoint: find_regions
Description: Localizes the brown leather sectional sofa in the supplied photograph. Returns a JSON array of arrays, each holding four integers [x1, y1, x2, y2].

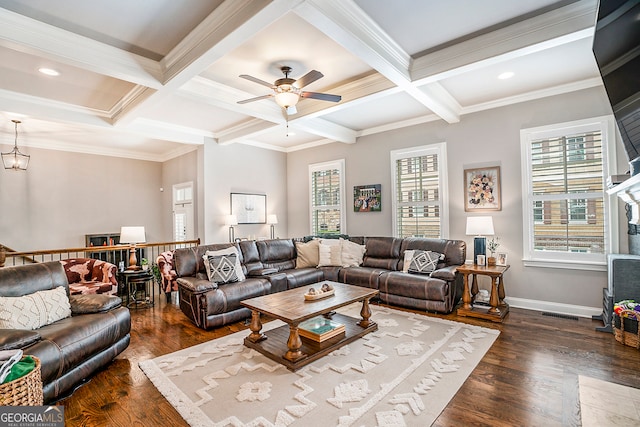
[[0, 261, 131, 403], [174, 236, 466, 330]]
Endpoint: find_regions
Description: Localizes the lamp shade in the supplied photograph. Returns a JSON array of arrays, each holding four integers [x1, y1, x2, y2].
[[267, 214, 278, 225], [465, 216, 494, 236], [274, 91, 299, 108], [225, 215, 238, 226], [119, 226, 146, 244]]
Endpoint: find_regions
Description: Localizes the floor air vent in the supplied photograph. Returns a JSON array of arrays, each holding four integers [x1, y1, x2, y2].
[[541, 312, 579, 320]]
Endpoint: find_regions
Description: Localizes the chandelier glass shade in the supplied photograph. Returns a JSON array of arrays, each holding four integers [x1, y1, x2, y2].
[[274, 84, 300, 108], [2, 120, 29, 171]]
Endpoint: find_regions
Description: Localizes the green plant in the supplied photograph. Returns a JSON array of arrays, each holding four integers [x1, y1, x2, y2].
[[140, 258, 149, 265], [487, 237, 500, 255]]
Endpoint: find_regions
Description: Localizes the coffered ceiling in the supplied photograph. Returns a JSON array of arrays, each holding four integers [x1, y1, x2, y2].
[[0, 0, 602, 161]]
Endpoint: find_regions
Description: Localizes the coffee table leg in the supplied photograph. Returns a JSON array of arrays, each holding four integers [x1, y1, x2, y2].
[[247, 310, 267, 343], [284, 324, 306, 362], [358, 298, 373, 328]]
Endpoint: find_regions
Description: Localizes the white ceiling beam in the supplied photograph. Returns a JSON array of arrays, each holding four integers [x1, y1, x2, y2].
[[294, 0, 461, 123], [0, 8, 163, 88], [113, 0, 297, 126], [0, 89, 114, 127], [411, 0, 597, 84]]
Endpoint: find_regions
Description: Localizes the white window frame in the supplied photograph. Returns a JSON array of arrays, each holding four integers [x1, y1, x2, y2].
[[308, 159, 346, 235], [520, 116, 618, 271], [173, 181, 194, 243], [390, 143, 449, 238]]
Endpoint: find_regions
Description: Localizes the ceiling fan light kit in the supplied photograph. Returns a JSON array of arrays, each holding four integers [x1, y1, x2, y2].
[[239, 66, 341, 114]]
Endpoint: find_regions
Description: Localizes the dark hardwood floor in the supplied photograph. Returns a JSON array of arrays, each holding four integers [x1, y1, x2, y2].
[[58, 295, 640, 426]]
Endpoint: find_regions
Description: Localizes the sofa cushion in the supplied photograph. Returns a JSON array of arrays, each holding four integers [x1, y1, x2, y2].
[[256, 239, 296, 271], [284, 268, 325, 289], [295, 240, 320, 268], [362, 237, 402, 270], [69, 294, 122, 314], [203, 247, 246, 284], [379, 272, 449, 302], [0, 330, 41, 351], [0, 286, 71, 330]]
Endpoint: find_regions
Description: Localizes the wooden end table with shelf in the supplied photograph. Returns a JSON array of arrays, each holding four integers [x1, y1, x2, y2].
[[456, 263, 510, 322]]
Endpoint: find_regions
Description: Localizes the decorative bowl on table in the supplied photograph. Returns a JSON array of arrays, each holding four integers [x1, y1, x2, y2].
[[304, 283, 335, 300]]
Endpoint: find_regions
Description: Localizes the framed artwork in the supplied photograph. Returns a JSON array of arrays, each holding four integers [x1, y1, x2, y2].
[[496, 252, 508, 266], [231, 193, 266, 224], [354, 184, 381, 212], [464, 166, 501, 212]]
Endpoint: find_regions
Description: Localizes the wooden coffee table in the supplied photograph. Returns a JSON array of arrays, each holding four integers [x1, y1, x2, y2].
[[240, 281, 379, 371]]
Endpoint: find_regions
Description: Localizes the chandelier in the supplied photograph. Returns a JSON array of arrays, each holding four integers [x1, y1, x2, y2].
[[1, 120, 29, 171]]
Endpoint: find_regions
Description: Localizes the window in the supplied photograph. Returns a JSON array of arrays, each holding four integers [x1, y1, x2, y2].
[[520, 117, 617, 269], [173, 182, 194, 244], [309, 159, 345, 235], [391, 143, 448, 238]]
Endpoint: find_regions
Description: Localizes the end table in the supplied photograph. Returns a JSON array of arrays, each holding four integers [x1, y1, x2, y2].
[[117, 270, 155, 309], [456, 263, 510, 322]]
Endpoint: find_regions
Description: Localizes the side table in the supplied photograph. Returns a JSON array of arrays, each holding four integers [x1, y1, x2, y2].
[[456, 263, 510, 322], [117, 270, 155, 309]]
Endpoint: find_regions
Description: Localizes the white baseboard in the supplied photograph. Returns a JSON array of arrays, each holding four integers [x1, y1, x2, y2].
[[504, 296, 602, 319]]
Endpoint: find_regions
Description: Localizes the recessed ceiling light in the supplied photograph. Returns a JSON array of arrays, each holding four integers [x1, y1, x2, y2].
[[498, 72, 514, 80], [38, 68, 60, 76]]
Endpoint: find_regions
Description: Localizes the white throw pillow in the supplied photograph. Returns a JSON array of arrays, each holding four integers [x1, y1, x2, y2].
[[341, 239, 366, 267], [402, 250, 415, 273], [0, 286, 71, 330], [203, 247, 245, 283], [295, 240, 320, 268], [317, 240, 343, 267]]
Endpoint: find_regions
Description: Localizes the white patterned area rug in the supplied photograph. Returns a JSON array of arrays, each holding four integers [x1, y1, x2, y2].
[[140, 305, 499, 427]]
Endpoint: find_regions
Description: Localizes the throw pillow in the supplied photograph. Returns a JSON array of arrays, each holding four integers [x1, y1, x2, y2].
[[317, 240, 343, 267], [407, 250, 444, 275], [203, 247, 245, 283], [341, 239, 366, 267], [0, 286, 72, 330], [295, 240, 320, 269]]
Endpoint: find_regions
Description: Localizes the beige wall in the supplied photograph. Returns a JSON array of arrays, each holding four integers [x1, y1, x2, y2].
[[0, 147, 163, 250], [201, 139, 288, 244], [160, 148, 199, 240], [287, 86, 619, 311]]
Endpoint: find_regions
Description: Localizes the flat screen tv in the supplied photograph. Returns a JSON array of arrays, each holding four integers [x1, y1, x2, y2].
[[592, 0, 640, 169]]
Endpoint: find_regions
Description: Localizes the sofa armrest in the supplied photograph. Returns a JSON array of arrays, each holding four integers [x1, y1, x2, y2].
[[247, 268, 279, 277], [0, 329, 41, 351], [177, 277, 218, 293], [70, 294, 122, 314], [430, 265, 458, 281]]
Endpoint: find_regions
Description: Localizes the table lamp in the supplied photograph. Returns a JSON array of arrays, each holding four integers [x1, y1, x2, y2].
[[226, 215, 238, 242], [120, 226, 146, 270], [465, 216, 494, 265], [267, 214, 278, 239]]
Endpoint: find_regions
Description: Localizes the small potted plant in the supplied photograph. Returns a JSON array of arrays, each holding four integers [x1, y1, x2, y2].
[[487, 237, 500, 266], [140, 258, 149, 271]]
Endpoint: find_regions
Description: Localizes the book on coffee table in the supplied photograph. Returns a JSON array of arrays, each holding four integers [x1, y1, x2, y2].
[[298, 316, 345, 342]]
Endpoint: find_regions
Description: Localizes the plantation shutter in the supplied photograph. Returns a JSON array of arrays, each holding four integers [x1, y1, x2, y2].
[[529, 130, 605, 253], [395, 153, 441, 238]]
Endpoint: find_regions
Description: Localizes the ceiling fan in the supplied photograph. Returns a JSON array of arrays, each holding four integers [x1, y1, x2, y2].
[[237, 66, 341, 115]]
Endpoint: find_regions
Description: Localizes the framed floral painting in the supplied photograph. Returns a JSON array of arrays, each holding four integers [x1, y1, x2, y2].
[[464, 166, 501, 211]]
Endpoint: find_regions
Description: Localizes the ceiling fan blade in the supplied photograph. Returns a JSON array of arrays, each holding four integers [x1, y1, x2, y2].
[[301, 91, 341, 102], [237, 94, 273, 104], [239, 74, 275, 88], [295, 70, 323, 88]]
